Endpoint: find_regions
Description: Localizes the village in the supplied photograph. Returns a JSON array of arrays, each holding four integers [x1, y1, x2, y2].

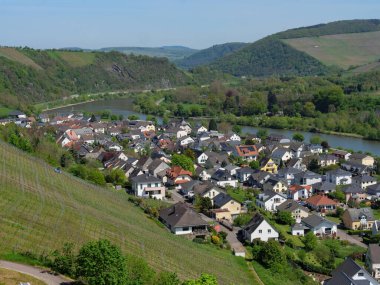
[[3, 109, 380, 284]]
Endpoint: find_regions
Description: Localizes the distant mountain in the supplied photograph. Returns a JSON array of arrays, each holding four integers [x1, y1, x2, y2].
[[0, 47, 191, 106], [176, 42, 248, 69], [209, 19, 380, 77], [98, 46, 198, 61]]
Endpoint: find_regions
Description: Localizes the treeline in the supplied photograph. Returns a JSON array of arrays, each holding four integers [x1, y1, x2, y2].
[[35, 239, 218, 285]]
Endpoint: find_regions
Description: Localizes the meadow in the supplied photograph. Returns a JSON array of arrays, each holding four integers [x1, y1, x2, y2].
[[0, 141, 253, 284]]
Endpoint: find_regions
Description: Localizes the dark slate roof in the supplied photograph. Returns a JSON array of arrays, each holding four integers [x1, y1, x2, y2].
[[259, 190, 286, 202], [236, 167, 256, 175], [180, 180, 201, 193], [211, 169, 233, 181], [369, 244, 380, 264], [242, 213, 266, 234], [345, 208, 375, 222], [291, 223, 308, 231], [277, 200, 309, 213], [367, 183, 380, 194], [159, 202, 208, 228], [131, 173, 161, 183], [326, 168, 352, 176], [352, 175, 377, 183], [213, 193, 235, 208], [147, 158, 168, 172], [193, 181, 218, 195], [342, 184, 364, 194], [294, 170, 321, 179], [313, 181, 336, 192], [302, 214, 335, 229]]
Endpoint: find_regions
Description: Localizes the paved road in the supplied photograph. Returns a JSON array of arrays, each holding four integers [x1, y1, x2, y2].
[[0, 260, 72, 285], [337, 229, 367, 248]]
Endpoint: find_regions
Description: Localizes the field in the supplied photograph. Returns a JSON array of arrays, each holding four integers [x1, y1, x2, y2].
[[283, 31, 380, 69], [52, 51, 96, 67], [0, 141, 253, 285], [0, 268, 46, 285], [0, 47, 42, 69]]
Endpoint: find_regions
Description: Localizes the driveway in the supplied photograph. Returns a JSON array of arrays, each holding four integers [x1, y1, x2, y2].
[[337, 229, 367, 248], [0, 260, 72, 285]]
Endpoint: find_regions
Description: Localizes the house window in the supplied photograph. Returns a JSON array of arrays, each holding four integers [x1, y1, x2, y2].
[[259, 230, 262, 233], [268, 229, 271, 233], [155, 183, 159, 187], [182, 227, 189, 231], [148, 183, 151, 187], [358, 272, 364, 277]]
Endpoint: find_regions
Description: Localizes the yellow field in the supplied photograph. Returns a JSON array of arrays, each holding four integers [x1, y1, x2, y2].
[[55, 51, 96, 67], [0, 48, 42, 70]]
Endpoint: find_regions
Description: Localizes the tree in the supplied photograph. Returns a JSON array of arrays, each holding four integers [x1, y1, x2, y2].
[[76, 239, 128, 285], [106, 169, 126, 186], [321, 140, 329, 150], [128, 114, 139, 120], [313, 86, 345, 113], [208, 119, 217, 131], [276, 211, 295, 225], [232, 125, 242, 135], [184, 148, 196, 161], [328, 188, 345, 203], [249, 160, 260, 170], [153, 271, 180, 285], [51, 242, 76, 276], [172, 154, 194, 173], [292, 133, 304, 142], [308, 158, 320, 173], [195, 196, 212, 213], [268, 91, 278, 113], [256, 129, 268, 140], [89, 114, 97, 122], [183, 274, 218, 285], [310, 135, 322, 145], [124, 254, 155, 285], [303, 232, 318, 251], [259, 240, 286, 268]]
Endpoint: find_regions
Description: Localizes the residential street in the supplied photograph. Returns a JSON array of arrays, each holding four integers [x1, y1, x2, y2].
[[336, 229, 367, 248], [0, 260, 72, 285]]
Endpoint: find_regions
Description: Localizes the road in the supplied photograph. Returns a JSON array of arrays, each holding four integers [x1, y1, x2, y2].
[[0, 260, 72, 285], [337, 229, 368, 248]]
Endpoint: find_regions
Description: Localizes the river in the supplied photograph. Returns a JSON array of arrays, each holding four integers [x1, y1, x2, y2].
[[43, 98, 380, 156]]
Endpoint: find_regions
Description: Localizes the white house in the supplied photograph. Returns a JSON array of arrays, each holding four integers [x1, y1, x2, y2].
[[179, 136, 195, 147], [256, 190, 287, 212], [176, 129, 188, 139], [131, 174, 165, 200], [300, 214, 337, 237], [226, 132, 241, 142], [326, 169, 352, 185], [196, 126, 208, 134], [271, 148, 292, 164], [242, 213, 279, 242]]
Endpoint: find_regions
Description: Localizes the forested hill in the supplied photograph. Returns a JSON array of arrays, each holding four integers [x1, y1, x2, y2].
[[0, 47, 191, 108], [176, 42, 248, 70], [209, 19, 380, 77]]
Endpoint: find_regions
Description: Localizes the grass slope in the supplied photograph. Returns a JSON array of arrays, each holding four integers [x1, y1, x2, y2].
[[0, 47, 42, 70], [283, 31, 380, 69], [0, 268, 46, 285], [176, 42, 248, 70], [0, 141, 253, 285]]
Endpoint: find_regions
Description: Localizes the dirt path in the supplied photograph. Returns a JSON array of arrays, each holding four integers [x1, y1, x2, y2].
[[0, 260, 72, 285]]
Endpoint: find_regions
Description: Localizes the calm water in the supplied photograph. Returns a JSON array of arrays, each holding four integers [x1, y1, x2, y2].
[[44, 98, 380, 156]]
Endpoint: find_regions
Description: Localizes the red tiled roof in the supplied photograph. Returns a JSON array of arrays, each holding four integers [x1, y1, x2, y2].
[[235, 145, 258, 157], [289, 184, 312, 194], [166, 166, 193, 179], [306, 195, 337, 206]]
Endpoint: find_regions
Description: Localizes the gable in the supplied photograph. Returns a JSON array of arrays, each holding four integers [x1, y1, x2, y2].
[[251, 220, 277, 235]]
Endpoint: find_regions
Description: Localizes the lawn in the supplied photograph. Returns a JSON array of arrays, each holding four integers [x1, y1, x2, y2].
[[0, 268, 46, 285], [324, 215, 341, 225], [0, 106, 11, 118], [0, 141, 253, 285]]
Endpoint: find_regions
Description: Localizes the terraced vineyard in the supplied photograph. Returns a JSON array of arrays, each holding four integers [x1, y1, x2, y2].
[[0, 141, 253, 284]]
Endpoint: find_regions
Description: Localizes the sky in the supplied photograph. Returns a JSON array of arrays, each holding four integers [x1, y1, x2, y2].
[[1, 0, 380, 50]]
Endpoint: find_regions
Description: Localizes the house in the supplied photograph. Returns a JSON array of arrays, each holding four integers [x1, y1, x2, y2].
[[147, 158, 170, 178], [324, 257, 379, 285], [277, 167, 303, 185], [193, 182, 222, 201], [342, 184, 367, 203], [213, 193, 241, 220], [342, 208, 375, 230], [277, 199, 309, 220], [263, 177, 288, 193], [367, 184, 380, 198], [197, 151, 228, 166], [247, 171, 272, 188], [318, 154, 338, 167], [301, 214, 337, 237], [267, 134, 290, 144], [326, 169, 352, 185], [211, 169, 238, 188], [291, 223, 309, 236], [366, 244, 380, 281], [178, 136, 195, 147], [260, 158, 277, 174], [313, 181, 336, 194], [196, 126, 208, 134], [289, 142, 304, 158], [166, 166, 193, 186], [350, 153, 375, 168], [294, 170, 322, 186], [288, 184, 312, 200], [233, 145, 258, 162], [226, 132, 241, 142], [223, 164, 241, 176], [271, 148, 292, 164], [332, 149, 351, 160], [159, 202, 208, 236], [306, 195, 337, 213], [308, 144, 323, 154], [342, 161, 372, 176], [9, 110, 26, 119], [131, 174, 166, 200], [242, 213, 279, 242], [286, 157, 306, 170], [373, 220, 380, 235], [236, 167, 256, 182], [352, 175, 377, 189], [256, 190, 287, 212]]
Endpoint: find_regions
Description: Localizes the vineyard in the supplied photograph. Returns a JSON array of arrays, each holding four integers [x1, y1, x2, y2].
[[0, 141, 253, 284]]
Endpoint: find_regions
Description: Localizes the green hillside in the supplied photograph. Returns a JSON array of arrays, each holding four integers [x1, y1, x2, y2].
[[176, 42, 247, 70], [0, 47, 190, 108], [0, 141, 253, 284], [283, 30, 380, 69], [99, 46, 198, 61], [209, 19, 380, 77]]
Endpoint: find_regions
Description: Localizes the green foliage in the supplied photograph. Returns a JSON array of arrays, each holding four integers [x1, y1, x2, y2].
[[51, 242, 76, 276], [171, 154, 194, 173], [106, 168, 126, 186], [276, 211, 295, 225], [249, 160, 260, 170], [69, 164, 106, 186], [153, 271, 180, 285], [233, 214, 252, 227], [309, 135, 322, 145], [292, 133, 304, 142], [256, 129, 268, 140], [183, 274, 218, 285], [303, 232, 318, 251], [76, 239, 128, 285], [259, 240, 286, 269], [194, 196, 212, 214], [208, 119, 217, 131], [124, 254, 155, 285], [328, 189, 346, 203], [313, 86, 345, 113]]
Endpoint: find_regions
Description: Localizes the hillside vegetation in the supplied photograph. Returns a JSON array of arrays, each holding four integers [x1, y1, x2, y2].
[[99, 46, 198, 61], [209, 19, 380, 76], [283, 30, 380, 69], [0, 141, 253, 285], [0, 47, 190, 108], [176, 42, 247, 70]]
